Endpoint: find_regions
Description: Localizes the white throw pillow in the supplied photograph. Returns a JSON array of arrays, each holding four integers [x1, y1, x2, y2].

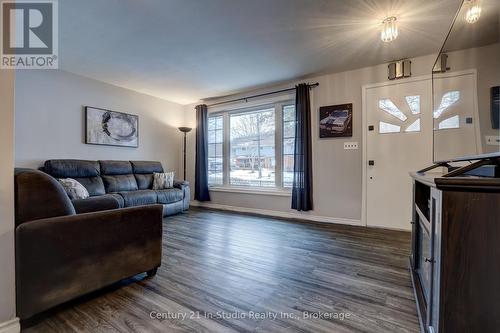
[[152, 172, 174, 190], [58, 178, 90, 200]]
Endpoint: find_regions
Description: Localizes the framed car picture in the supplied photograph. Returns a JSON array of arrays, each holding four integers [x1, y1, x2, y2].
[[319, 103, 353, 138], [492, 86, 499, 129], [85, 106, 139, 147]]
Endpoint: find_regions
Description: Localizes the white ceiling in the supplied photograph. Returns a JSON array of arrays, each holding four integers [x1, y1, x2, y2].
[[60, 0, 462, 104]]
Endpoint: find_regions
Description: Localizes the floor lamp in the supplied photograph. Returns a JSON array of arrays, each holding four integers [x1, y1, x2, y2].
[[178, 127, 192, 180]]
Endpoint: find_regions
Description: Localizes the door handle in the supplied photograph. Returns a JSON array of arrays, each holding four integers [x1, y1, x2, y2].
[[424, 257, 435, 264], [368, 160, 375, 166]]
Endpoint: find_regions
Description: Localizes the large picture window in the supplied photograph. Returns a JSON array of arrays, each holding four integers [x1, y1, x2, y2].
[[230, 108, 275, 187], [207, 100, 294, 191]]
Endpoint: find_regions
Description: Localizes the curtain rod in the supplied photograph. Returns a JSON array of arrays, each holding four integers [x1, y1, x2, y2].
[[206, 82, 319, 107]]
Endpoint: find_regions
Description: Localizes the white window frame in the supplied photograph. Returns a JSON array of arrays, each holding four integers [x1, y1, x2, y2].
[[207, 100, 294, 194]]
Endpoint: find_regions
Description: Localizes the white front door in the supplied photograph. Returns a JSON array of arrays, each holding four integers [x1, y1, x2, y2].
[[365, 78, 433, 230]]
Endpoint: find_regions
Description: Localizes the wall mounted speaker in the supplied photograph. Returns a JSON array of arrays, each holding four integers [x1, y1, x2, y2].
[[388, 59, 411, 80], [388, 63, 396, 80], [403, 59, 411, 77], [433, 54, 449, 73]]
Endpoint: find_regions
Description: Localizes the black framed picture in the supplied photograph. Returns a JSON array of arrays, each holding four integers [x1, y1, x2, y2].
[[492, 86, 499, 129], [85, 106, 139, 147], [319, 103, 353, 138]]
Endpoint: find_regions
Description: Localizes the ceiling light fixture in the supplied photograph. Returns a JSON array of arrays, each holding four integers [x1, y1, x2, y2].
[[465, 0, 481, 24], [381, 16, 398, 43]]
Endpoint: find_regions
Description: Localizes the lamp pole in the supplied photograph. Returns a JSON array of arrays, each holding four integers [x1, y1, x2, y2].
[[178, 127, 192, 180]]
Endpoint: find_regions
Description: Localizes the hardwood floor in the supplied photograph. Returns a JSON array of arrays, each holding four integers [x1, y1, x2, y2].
[[22, 208, 419, 333]]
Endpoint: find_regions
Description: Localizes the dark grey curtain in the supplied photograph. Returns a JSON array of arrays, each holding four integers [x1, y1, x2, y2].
[[194, 104, 211, 201], [291, 83, 313, 211]]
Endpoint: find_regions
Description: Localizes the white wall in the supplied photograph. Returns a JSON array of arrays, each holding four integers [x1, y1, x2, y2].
[[185, 44, 498, 224], [184, 53, 440, 223], [15, 70, 185, 174], [0, 69, 17, 328]]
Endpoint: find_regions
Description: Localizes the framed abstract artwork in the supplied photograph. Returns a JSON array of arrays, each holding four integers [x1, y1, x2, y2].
[[85, 106, 139, 147]]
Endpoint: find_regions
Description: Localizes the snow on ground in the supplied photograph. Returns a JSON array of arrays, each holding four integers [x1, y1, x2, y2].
[[209, 169, 294, 187]]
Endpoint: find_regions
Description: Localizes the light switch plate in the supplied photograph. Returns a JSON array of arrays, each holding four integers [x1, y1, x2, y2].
[[344, 142, 359, 150], [485, 136, 500, 146]]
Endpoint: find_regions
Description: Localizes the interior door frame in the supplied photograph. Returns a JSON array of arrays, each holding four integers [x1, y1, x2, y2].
[[361, 69, 480, 228]]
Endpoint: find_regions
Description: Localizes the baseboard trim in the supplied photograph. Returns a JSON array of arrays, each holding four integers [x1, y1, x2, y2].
[[0, 318, 20, 333], [190, 201, 362, 226]]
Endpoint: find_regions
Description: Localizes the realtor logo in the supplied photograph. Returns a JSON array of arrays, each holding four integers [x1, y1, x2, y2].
[[1, 0, 58, 69]]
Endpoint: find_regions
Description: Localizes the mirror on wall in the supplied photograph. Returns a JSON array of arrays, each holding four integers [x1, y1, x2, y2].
[[433, 0, 500, 162]]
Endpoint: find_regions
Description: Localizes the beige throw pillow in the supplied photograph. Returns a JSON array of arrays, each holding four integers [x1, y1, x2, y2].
[[58, 178, 90, 200], [152, 172, 174, 190]]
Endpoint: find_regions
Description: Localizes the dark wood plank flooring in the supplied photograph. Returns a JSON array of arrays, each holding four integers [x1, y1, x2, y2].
[[22, 208, 418, 333]]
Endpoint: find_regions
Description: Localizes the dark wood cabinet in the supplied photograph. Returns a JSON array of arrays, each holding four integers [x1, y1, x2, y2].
[[410, 172, 500, 333]]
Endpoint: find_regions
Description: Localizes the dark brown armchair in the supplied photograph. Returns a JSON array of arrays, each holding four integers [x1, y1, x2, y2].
[[14, 169, 163, 319]]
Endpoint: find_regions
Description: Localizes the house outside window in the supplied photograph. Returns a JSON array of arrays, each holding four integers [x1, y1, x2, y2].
[[207, 101, 295, 191]]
